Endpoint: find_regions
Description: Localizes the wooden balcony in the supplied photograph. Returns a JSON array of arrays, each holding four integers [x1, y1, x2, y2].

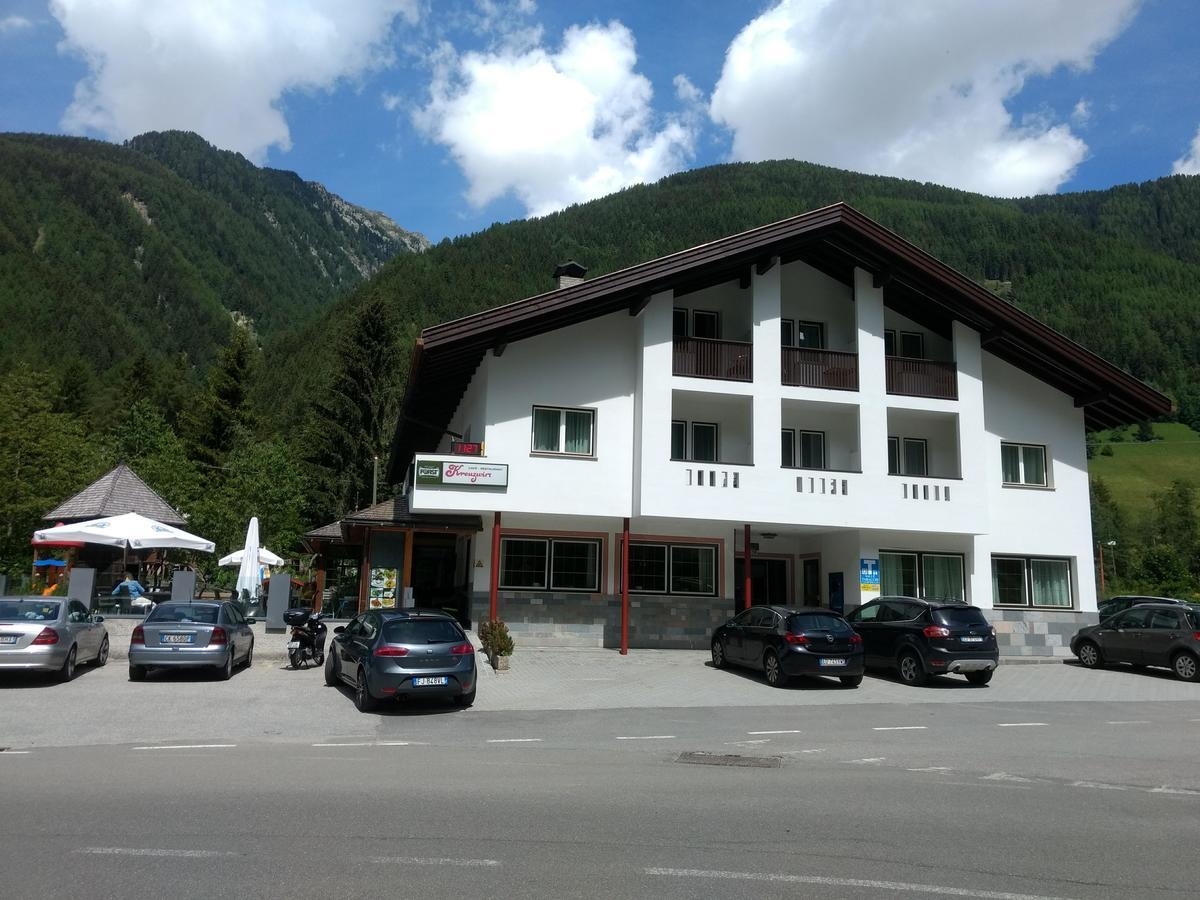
[[886, 356, 957, 400], [673, 337, 752, 382], [781, 347, 858, 391]]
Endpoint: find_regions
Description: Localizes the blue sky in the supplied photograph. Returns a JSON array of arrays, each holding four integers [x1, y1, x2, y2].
[[2, 0, 1199, 242]]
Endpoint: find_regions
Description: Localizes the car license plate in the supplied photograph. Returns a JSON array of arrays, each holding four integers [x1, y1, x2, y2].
[[160, 633, 193, 644], [0, 635, 17, 644], [961, 636, 984, 643], [286, 641, 301, 649], [819, 657, 847, 667], [412, 676, 449, 686]]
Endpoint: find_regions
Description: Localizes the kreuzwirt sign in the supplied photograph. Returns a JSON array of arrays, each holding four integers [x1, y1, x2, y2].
[[415, 459, 508, 488]]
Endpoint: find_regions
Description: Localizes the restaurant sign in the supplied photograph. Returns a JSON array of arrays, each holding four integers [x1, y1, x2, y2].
[[415, 459, 508, 488]]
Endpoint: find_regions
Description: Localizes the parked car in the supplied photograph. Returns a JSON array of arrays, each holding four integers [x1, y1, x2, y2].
[[710, 605, 865, 687], [325, 608, 477, 711], [845, 597, 999, 686], [128, 600, 255, 681], [1071, 602, 1200, 681], [1097, 595, 1188, 622], [0, 597, 109, 681]]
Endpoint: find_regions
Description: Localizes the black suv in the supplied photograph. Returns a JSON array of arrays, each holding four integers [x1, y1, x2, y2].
[[845, 597, 999, 686]]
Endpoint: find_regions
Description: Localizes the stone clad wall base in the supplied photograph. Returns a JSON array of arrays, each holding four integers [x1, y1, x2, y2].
[[990, 608, 1097, 659], [471, 592, 734, 650]]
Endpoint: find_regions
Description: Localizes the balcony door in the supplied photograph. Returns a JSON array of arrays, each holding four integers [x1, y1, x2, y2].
[[734, 558, 789, 607]]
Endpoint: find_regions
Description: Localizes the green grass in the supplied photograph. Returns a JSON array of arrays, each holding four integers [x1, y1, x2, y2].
[[1089, 423, 1200, 520]]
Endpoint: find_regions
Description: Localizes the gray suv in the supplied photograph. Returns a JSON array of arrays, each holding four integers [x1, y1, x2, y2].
[[1072, 602, 1200, 681]]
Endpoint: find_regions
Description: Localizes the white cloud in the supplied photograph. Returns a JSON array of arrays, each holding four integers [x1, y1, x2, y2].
[[710, 0, 1141, 197], [381, 91, 403, 112], [1071, 99, 1092, 127], [1173, 126, 1200, 175], [50, 0, 419, 161], [0, 14, 33, 33], [415, 20, 698, 216]]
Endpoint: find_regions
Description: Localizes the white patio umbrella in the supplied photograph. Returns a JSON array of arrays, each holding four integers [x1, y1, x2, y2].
[[218, 546, 285, 568], [33, 512, 215, 552], [233, 517, 263, 604]]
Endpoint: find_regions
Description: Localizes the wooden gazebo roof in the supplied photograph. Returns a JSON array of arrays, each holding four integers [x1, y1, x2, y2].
[[43, 463, 187, 527]]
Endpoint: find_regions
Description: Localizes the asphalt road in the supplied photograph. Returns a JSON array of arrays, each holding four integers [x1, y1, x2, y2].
[[3, 700, 1199, 900]]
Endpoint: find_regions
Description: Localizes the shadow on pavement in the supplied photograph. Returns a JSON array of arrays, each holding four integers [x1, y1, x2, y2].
[[0, 663, 105, 689], [325, 682, 469, 717], [704, 660, 857, 690], [1062, 659, 1185, 683]]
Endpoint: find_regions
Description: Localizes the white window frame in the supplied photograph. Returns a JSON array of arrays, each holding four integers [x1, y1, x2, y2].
[[795, 320, 825, 350], [990, 555, 1074, 609], [690, 422, 719, 463], [499, 536, 601, 593], [531, 405, 595, 457], [625, 541, 718, 596], [781, 428, 796, 467], [880, 550, 965, 600], [1000, 442, 1049, 487]]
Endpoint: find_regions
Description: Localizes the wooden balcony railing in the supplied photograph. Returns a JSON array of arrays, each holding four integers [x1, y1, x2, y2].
[[673, 337, 752, 382], [781, 347, 859, 390], [885, 356, 958, 400]]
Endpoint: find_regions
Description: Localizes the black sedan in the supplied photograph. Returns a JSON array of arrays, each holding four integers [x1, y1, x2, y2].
[[1072, 602, 1200, 681], [711, 605, 864, 687], [325, 608, 478, 711]]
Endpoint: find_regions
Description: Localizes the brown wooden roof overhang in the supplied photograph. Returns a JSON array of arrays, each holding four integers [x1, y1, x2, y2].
[[388, 202, 1171, 481]]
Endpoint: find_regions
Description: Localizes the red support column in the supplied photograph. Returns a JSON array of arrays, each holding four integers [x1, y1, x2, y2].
[[489, 511, 502, 621], [742, 524, 752, 610], [620, 517, 630, 656]]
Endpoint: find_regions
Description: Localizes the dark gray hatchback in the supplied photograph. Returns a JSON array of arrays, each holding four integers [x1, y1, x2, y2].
[[1071, 603, 1200, 681], [325, 609, 477, 711]]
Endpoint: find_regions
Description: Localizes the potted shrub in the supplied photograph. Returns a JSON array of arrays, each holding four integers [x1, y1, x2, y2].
[[479, 618, 514, 671]]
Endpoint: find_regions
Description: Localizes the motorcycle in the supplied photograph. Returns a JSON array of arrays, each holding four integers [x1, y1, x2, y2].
[[283, 607, 327, 669]]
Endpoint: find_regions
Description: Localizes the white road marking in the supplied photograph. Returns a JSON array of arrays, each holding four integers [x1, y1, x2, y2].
[[0, 750, 31, 755], [644, 867, 1078, 899], [366, 856, 500, 867], [747, 729, 801, 735], [874, 726, 927, 731], [131, 744, 236, 751], [842, 757, 885, 764], [486, 738, 543, 744], [378, 741, 421, 746], [1071, 781, 1128, 791], [77, 847, 236, 858], [995, 723, 1047, 728], [1148, 786, 1200, 796], [616, 735, 675, 740], [1105, 720, 1149, 725], [983, 773, 1040, 783], [909, 766, 953, 773]]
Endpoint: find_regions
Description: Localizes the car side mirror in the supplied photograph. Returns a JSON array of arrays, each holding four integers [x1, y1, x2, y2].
[[334, 626, 346, 634], [92, 615, 105, 623], [245, 617, 256, 625]]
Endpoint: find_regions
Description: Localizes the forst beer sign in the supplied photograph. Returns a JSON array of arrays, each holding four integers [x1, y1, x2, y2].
[[415, 459, 508, 488]]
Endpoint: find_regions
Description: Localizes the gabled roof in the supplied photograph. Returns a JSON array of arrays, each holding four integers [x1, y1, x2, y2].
[[388, 202, 1171, 481], [43, 464, 187, 526], [302, 496, 483, 550]]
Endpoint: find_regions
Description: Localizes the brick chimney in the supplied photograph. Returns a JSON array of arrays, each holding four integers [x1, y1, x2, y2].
[[553, 260, 587, 289]]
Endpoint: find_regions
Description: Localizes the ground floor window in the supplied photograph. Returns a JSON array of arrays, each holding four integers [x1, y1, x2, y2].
[[500, 536, 601, 593], [991, 556, 1073, 608], [880, 550, 964, 600], [627, 542, 717, 595]]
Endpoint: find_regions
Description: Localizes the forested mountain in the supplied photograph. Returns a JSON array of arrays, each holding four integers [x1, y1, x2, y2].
[[0, 130, 427, 416]]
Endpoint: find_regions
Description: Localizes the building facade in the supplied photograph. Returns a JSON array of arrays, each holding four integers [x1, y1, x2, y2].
[[386, 204, 1169, 657]]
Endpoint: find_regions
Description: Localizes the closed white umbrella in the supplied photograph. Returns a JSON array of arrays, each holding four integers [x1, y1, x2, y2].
[[234, 517, 262, 605], [34, 513, 214, 552], [218, 547, 285, 568]]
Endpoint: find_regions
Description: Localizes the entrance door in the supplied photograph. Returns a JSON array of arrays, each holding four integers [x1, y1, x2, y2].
[[410, 534, 459, 615], [800, 558, 821, 606], [734, 558, 789, 606]]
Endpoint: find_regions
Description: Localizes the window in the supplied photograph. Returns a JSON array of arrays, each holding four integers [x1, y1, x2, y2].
[[799, 431, 825, 469], [671, 420, 687, 460], [627, 542, 717, 595], [692, 310, 719, 339], [499, 537, 601, 593], [1001, 442, 1048, 486], [885, 329, 896, 357], [780, 319, 794, 347], [1148, 608, 1184, 630], [900, 331, 924, 359], [673, 307, 688, 337], [796, 321, 825, 350], [990, 556, 1073, 609], [690, 422, 718, 463], [888, 437, 899, 475], [903, 438, 928, 476], [531, 406, 594, 456], [781, 429, 795, 467], [881, 551, 964, 600]]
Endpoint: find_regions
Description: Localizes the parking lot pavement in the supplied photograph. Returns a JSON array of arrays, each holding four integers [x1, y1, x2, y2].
[[2, 647, 1198, 751]]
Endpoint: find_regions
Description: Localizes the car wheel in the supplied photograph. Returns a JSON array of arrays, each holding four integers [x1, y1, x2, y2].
[[354, 669, 377, 712], [324, 650, 339, 686], [217, 650, 233, 681], [59, 645, 77, 683], [711, 639, 726, 669], [128, 664, 146, 682], [897, 651, 927, 686], [1172, 651, 1199, 683], [763, 650, 788, 688], [454, 686, 477, 708], [1076, 640, 1103, 669], [94, 637, 109, 667], [965, 670, 993, 686], [840, 674, 863, 688]]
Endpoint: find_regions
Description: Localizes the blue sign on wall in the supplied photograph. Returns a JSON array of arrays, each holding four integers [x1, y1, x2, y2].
[[859, 558, 880, 592]]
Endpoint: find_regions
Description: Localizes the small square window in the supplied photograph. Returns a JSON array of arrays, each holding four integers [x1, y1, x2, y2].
[[531, 406, 594, 456], [1001, 442, 1048, 486]]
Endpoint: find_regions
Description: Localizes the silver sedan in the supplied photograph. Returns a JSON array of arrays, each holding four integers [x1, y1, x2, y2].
[[0, 597, 110, 681], [128, 600, 254, 681]]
